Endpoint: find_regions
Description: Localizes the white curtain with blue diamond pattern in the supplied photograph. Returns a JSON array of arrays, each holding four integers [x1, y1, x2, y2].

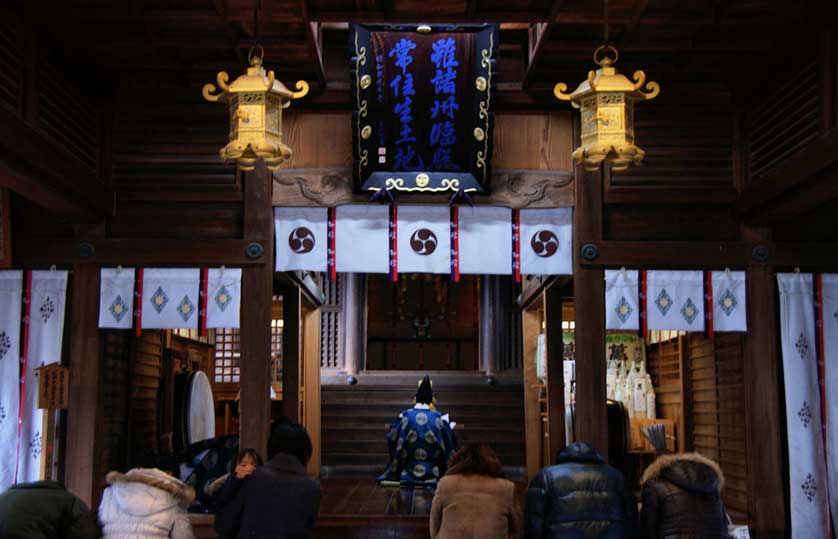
[[140, 268, 200, 330], [98, 267, 135, 329], [821, 274, 838, 536], [206, 267, 241, 329], [646, 270, 704, 332], [0, 270, 22, 492], [777, 272, 830, 539], [605, 268, 639, 330], [710, 270, 747, 332]]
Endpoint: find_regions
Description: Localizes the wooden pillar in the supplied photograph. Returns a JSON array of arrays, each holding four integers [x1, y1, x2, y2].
[[341, 273, 363, 375], [572, 163, 608, 457], [743, 231, 787, 537], [480, 275, 498, 375], [302, 305, 321, 476], [521, 305, 542, 479], [239, 162, 274, 457], [281, 285, 301, 423], [64, 264, 102, 507], [543, 284, 565, 462]]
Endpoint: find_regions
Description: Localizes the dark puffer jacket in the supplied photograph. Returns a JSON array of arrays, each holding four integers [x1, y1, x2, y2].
[[0, 480, 100, 539], [640, 452, 727, 539], [525, 442, 637, 539]]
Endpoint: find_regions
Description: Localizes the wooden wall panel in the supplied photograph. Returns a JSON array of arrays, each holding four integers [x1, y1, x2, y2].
[[491, 112, 572, 171], [108, 201, 243, 239], [282, 112, 353, 169], [604, 204, 740, 241], [130, 331, 164, 465], [646, 338, 684, 451], [101, 331, 131, 474]]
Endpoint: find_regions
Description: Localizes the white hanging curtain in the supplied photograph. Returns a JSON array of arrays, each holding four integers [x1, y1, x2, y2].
[[335, 204, 390, 274], [396, 205, 451, 274], [777, 272, 830, 539], [0, 271, 22, 491], [206, 268, 242, 329], [605, 269, 639, 331], [274, 207, 328, 272], [646, 270, 704, 332], [141, 269, 200, 330], [18, 270, 68, 483], [820, 273, 838, 533], [519, 208, 573, 276], [710, 270, 747, 332], [98, 268, 135, 329], [458, 206, 512, 275]]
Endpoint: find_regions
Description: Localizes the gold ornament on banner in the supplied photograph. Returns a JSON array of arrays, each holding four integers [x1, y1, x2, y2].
[[554, 44, 659, 172], [202, 45, 309, 171]]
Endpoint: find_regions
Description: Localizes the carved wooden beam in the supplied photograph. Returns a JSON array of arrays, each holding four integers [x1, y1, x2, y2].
[[272, 167, 574, 208]]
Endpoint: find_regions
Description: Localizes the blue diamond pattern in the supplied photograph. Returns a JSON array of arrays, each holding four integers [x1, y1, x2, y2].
[[615, 296, 633, 323], [655, 288, 673, 316], [718, 289, 737, 316], [215, 285, 233, 312], [796, 333, 809, 359], [177, 295, 196, 322], [0, 331, 10, 360], [801, 474, 817, 502], [109, 295, 129, 323], [681, 298, 699, 325], [150, 287, 169, 313], [798, 401, 812, 429]]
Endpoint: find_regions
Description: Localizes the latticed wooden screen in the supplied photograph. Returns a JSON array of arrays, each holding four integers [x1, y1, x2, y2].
[[320, 276, 341, 369], [214, 328, 240, 384]]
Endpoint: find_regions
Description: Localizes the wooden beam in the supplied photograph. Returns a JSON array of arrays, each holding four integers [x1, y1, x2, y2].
[[522, 1, 565, 90], [742, 229, 787, 536], [64, 264, 103, 508], [543, 284, 565, 462], [616, 0, 650, 44], [521, 303, 543, 479], [302, 304, 322, 476], [239, 162, 275, 457], [281, 284, 301, 423], [297, 0, 327, 89], [735, 127, 838, 219], [14, 238, 269, 267]]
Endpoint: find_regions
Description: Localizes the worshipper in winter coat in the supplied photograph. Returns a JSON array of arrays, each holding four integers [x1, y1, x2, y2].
[[0, 480, 101, 539], [214, 421, 320, 539], [98, 467, 195, 539], [430, 444, 521, 539], [377, 375, 458, 488], [525, 442, 637, 539], [640, 452, 728, 538]]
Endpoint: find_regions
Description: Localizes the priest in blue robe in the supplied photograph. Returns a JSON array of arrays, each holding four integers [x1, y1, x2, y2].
[[377, 375, 457, 488]]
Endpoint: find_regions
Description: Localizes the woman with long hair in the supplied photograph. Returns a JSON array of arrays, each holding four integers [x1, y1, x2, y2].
[[430, 443, 521, 539]]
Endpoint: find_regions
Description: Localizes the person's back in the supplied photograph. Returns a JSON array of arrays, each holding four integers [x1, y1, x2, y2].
[[98, 468, 195, 539], [0, 480, 100, 539], [525, 442, 636, 539], [640, 453, 727, 539]]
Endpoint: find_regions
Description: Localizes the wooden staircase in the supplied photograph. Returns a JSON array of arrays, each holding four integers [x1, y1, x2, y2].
[[321, 377, 526, 476]]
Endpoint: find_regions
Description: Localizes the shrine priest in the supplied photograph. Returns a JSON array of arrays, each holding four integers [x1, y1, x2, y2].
[[377, 375, 457, 488]]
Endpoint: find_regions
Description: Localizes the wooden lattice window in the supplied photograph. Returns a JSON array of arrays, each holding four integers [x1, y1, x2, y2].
[[214, 328, 240, 384], [271, 319, 283, 389]]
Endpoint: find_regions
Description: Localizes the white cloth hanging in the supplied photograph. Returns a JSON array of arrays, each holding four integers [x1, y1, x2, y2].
[[820, 273, 838, 534], [141, 269, 200, 330], [335, 204, 390, 274], [18, 270, 68, 483], [605, 269, 639, 331], [274, 207, 328, 272], [0, 271, 22, 491], [458, 206, 512, 275], [205, 268, 242, 329], [396, 205, 451, 274], [519, 208, 573, 276], [646, 270, 704, 332], [711, 270, 747, 332], [777, 273, 830, 539], [98, 268, 136, 329]]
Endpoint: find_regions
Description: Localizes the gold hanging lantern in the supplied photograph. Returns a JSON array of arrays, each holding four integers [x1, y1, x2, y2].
[[554, 44, 659, 172], [203, 46, 309, 171]]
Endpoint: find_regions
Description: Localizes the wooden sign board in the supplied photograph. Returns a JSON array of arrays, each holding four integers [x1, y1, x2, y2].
[[0, 188, 10, 268], [37, 364, 70, 410]]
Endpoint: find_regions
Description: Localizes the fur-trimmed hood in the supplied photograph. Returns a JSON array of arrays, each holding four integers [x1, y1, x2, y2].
[[642, 452, 724, 493], [105, 468, 196, 512]]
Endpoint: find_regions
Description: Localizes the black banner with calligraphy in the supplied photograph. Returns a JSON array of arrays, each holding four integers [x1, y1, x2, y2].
[[350, 24, 498, 194]]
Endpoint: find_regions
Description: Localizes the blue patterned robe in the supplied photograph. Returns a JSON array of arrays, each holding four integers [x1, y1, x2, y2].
[[377, 406, 457, 487]]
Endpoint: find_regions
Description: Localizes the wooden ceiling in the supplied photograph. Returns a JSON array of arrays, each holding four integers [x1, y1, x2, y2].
[[30, 0, 818, 107]]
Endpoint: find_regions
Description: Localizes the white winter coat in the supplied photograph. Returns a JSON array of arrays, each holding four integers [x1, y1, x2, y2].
[[98, 468, 196, 539]]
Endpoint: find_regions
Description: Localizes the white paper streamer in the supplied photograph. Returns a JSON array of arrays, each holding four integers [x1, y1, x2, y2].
[[777, 273, 830, 539], [0, 271, 22, 491], [646, 270, 704, 332], [396, 205, 451, 274], [820, 273, 838, 534], [275, 207, 328, 272], [711, 270, 747, 332], [141, 269, 200, 330], [335, 204, 389, 274], [519, 208, 573, 276], [605, 269, 639, 330], [18, 270, 68, 483], [98, 268, 135, 329], [206, 268, 242, 329], [458, 206, 512, 275]]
